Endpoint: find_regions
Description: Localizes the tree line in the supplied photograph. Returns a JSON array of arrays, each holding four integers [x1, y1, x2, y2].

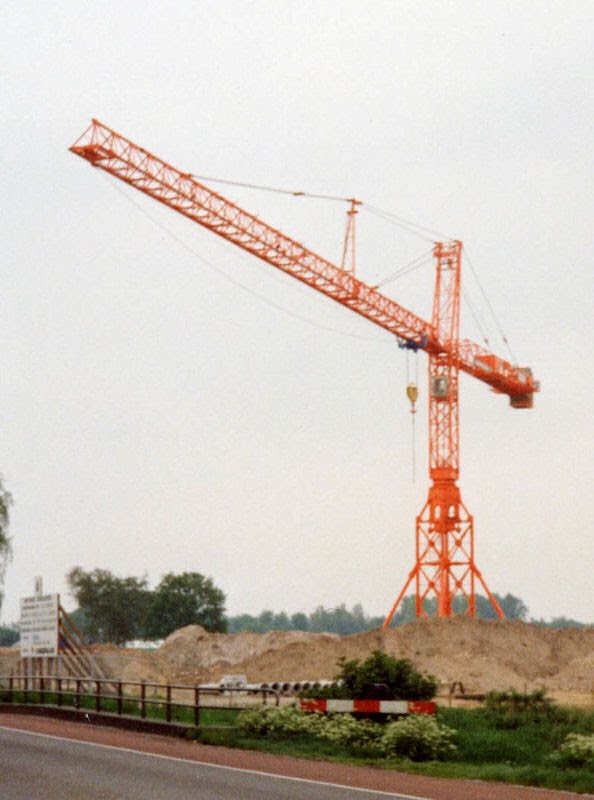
[[227, 593, 530, 635], [65, 569, 535, 643], [0, 565, 589, 647], [65, 567, 226, 645]]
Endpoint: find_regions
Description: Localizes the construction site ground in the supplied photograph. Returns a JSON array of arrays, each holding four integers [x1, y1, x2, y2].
[[32, 617, 592, 707], [1, 618, 592, 706]]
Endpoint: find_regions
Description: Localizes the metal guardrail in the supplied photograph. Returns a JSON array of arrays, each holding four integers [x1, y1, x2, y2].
[[0, 675, 279, 726]]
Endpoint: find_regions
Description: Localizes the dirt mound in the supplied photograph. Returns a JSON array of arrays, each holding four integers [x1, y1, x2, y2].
[[553, 652, 594, 693], [156, 626, 339, 684], [2, 619, 591, 702], [152, 618, 593, 697]]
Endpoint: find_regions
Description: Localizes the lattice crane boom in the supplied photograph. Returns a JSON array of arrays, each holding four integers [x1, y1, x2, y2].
[[70, 120, 537, 404], [70, 119, 539, 622]]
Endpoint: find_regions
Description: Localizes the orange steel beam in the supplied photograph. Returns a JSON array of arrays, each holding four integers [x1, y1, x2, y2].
[[70, 120, 538, 404], [383, 243, 504, 625], [70, 120, 539, 623]]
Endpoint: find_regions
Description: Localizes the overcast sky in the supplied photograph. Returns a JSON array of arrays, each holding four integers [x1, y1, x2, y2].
[[2, 1, 593, 626]]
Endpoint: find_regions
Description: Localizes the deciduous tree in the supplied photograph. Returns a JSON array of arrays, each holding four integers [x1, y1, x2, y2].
[[0, 476, 13, 614], [67, 567, 150, 645], [0, 624, 18, 646], [145, 572, 226, 637]]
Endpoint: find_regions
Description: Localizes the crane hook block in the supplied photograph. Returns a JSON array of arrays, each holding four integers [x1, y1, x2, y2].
[[406, 382, 419, 411]]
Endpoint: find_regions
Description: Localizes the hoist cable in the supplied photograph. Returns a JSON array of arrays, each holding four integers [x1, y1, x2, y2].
[[461, 287, 491, 347], [101, 174, 397, 346], [463, 246, 518, 364], [189, 173, 354, 203], [373, 248, 434, 288], [411, 408, 416, 484], [189, 171, 451, 247], [363, 204, 453, 243]]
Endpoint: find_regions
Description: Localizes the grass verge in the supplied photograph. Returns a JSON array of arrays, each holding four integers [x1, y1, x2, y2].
[[188, 706, 594, 795], [0, 689, 238, 727]]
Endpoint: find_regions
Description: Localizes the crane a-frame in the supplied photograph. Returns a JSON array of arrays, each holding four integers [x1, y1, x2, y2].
[[70, 120, 539, 624]]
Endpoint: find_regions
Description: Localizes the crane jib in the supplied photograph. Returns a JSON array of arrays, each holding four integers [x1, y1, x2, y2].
[[70, 120, 538, 404]]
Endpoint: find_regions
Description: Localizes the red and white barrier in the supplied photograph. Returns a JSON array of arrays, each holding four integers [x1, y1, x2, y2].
[[299, 698, 436, 715]]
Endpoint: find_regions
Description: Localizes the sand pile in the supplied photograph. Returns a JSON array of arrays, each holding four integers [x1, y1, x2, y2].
[[154, 626, 338, 684], [4, 620, 590, 702], [152, 618, 593, 697], [553, 653, 594, 693]]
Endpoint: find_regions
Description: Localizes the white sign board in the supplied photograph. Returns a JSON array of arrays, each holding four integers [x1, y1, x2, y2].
[[19, 593, 59, 657]]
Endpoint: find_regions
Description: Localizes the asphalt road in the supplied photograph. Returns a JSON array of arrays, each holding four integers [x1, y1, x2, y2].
[[0, 726, 426, 800]]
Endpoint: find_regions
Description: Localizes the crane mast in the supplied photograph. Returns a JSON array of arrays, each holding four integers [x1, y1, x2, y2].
[[383, 241, 505, 624], [70, 120, 539, 622]]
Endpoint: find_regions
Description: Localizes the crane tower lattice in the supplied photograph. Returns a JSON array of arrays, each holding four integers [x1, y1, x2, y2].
[[70, 120, 539, 623]]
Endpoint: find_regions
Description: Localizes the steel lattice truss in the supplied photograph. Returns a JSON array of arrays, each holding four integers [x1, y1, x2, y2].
[[71, 120, 539, 621], [71, 121, 537, 403]]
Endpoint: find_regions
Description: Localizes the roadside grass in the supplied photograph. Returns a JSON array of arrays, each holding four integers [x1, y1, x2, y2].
[[191, 723, 594, 794], [190, 705, 594, 795], [194, 726, 360, 761], [431, 707, 594, 794], [0, 689, 238, 727], [442, 705, 594, 763]]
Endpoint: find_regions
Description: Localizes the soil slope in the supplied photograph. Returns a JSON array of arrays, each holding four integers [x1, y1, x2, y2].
[[148, 618, 593, 696], [4, 620, 590, 701]]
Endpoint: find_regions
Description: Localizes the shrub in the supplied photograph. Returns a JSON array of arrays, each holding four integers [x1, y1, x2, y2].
[[317, 713, 385, 756], [484, 688, 555, 729], [382, 714, 457, 761], [303, 650, 437, 700], [236, 705, 323, 737], [551, 733, 594, 768], [235, 702, 459, 762], [236, 704, 383, 751]]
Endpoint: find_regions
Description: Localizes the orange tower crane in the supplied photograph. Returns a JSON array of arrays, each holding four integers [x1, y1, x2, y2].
[[70, 120, 539, 623]]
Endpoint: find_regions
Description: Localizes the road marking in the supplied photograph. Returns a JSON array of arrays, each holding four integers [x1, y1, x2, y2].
[[0, 723, 431, 799]]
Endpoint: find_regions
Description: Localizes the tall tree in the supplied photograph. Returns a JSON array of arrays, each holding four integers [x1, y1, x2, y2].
[[227, 613, 259, 633], [309, 603, 373, 635], [0, 476, 13, 615], [67, 567, 150, 645], [145, 572, 226, 638], [496, 593, 528, 620], [290, 612, 309, 631], [0, 624, 19, 646], [532, 616, 589, 628], [225, 591, 534, 635]]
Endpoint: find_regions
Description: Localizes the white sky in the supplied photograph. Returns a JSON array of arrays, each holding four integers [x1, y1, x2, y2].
[[2, 1, 593, 625]]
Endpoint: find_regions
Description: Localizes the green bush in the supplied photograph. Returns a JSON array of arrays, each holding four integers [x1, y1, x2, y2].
[[235, 704, 457, 761], [301, 650, 437, 700], [317, 713, 385, 756], [484, 689, 556, 729], [551, 733, 594, 768], [236, 705, 323, 737], [382, 714, 457, 761]]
